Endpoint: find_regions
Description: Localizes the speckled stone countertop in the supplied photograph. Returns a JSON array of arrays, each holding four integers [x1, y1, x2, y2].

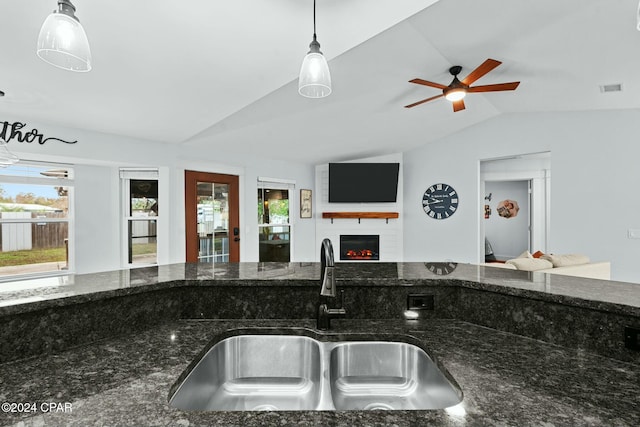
[[1, 262, 639, 425], [1, 262, 639, 316], [0, 318, 638, 427]]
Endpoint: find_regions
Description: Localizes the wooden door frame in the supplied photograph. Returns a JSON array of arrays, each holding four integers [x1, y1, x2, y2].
[[185, 170, 240, 262]]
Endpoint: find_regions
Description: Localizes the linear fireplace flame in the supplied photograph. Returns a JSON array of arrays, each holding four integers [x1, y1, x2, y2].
[[340, 235, 379, 261]]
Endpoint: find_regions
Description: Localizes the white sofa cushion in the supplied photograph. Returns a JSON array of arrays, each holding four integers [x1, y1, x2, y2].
[[506, 257, 553, 271], [541, 253, 590, 268], [539, 262, 610, 280], [485, 262, 517, 269]]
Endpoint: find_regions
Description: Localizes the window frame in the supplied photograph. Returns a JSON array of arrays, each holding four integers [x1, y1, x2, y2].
[[120, 168, 159, 269], [257, 177, 296, 262], [0, 161, 74, 282]]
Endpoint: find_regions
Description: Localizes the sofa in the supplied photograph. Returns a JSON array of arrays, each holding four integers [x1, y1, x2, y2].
[[485, 252, 611, 280]]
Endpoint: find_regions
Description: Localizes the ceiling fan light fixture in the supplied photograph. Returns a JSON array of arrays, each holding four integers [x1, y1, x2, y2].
[[37, 0, 91, 72], [405, 59, 519, 112], [0, 142, 19, 168], [298, 0, 331, 98], [444, 88, 467, 102]]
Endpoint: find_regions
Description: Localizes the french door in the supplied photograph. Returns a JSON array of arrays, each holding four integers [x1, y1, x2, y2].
[[185, 171, 240, 263]]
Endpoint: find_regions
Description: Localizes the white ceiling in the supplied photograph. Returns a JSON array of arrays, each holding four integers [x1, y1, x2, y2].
[[1, 0, 639, 164]]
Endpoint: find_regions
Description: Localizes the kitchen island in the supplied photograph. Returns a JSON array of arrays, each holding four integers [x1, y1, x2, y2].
[[0, 262, 639, 426]]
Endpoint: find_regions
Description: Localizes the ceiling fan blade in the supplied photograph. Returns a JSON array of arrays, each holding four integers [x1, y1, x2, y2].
[[461, 58, 501, 86], [467, 82, 520, 92], [409, 78, 448, 90], [452, 99, 465, 112], [404, 94, 444, 108]]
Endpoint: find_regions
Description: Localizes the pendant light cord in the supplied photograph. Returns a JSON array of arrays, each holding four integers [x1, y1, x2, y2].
[[313, 0, 317, 37]]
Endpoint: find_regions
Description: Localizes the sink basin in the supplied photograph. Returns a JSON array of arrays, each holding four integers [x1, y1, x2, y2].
[[169, 332, 462, 411], [170, 335, 322, 410], [329, 341, 462, 410]]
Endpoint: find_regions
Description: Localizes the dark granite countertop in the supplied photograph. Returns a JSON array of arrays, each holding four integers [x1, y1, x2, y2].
[[0, 318, 638, 427], [1, 262, 639, 317]]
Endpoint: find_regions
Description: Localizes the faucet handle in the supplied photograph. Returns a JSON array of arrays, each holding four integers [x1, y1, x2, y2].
[[320, 266, 336, 297]]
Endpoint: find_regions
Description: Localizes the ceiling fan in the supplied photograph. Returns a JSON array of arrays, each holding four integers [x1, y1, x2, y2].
[[404, 58, 520, 112]]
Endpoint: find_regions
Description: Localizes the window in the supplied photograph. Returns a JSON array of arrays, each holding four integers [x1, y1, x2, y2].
[[120, 169, 158, 267], [0, 162, 73, 280], [197, 182, 230, 263], [258, 179, 294, 262]]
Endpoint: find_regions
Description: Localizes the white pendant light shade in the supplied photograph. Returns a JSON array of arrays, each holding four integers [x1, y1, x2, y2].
[[299, 48, 332, 98], [37, 1, 91, 72], [0, 142, 19, 167], [298, 0, 331, 98]]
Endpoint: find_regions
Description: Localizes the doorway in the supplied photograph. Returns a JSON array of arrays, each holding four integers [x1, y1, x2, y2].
[[480, 153, 550, 262], [258, 187, 291, 262], [185, 171, 240, 263], [484, 180, 531, 260]]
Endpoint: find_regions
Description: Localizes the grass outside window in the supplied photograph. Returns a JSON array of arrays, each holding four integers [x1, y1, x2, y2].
[[0, 247, 66, 267]]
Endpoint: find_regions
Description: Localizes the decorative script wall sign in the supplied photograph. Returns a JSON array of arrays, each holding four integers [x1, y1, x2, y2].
[[0, 120, 77, 145]]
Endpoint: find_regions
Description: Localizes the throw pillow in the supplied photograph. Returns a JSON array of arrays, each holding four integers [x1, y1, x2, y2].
[[541, 254, 590, 267], [516, 250, 533, 259], [532, 250, 544, 259]]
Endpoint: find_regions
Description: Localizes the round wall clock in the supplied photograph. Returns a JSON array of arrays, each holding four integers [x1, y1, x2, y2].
[[422, 183, 459, 219], [425, 262, 458, 275]]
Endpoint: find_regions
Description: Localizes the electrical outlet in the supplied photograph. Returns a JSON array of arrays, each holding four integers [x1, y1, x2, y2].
[[407, 294, 434, 310], [624, 326, 640, 351]]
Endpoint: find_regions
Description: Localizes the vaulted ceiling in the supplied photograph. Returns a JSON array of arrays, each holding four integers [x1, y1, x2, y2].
[[1, 0, 639, 164]]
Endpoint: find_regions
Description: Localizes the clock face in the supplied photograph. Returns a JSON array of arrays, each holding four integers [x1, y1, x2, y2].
[[422, 183, 459, 220], [425, 262, 458, 275]]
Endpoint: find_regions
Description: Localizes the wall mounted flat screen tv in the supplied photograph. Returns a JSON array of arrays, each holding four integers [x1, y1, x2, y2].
[[329, 163, 400, 203]]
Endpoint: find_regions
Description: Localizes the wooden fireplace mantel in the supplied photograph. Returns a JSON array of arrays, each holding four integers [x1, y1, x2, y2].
[[322, 212, 399, 224]]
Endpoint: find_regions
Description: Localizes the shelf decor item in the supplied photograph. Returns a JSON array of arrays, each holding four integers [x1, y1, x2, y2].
[[300, 189, 312, 218]]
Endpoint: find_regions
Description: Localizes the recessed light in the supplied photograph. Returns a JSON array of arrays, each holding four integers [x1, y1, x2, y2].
[[599, 83, 622, 93]]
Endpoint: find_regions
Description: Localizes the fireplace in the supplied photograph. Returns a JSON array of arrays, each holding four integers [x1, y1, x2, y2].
[[339, 235, 380, 261]]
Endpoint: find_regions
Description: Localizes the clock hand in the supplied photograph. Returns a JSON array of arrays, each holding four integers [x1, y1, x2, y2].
[[423, 199, 443, 205]]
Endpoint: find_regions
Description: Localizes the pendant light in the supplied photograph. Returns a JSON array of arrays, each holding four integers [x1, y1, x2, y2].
[[37, 0, 92, 72], [298, 0, 332, 98]]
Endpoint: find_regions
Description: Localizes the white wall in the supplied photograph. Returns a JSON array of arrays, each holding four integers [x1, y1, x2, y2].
[[8, 120, 317, 273], [72, 165, 121, 272], [315, 153, 403, 262], [484, 180, 529, 259], [403, 110, 640, 283]]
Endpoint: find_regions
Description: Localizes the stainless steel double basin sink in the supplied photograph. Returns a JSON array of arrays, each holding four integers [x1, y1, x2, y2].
[[169, 331, 462, 411]]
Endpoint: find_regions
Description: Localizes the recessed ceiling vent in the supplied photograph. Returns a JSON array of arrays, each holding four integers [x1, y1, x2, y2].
[[599, 83, 622, 93]]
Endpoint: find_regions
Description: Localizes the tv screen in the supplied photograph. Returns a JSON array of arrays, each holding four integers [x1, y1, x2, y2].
[[328, 163, 400, 203]]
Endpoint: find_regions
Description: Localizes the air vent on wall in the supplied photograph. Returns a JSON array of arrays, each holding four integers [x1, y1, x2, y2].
[[599, 83, 622, 93]]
